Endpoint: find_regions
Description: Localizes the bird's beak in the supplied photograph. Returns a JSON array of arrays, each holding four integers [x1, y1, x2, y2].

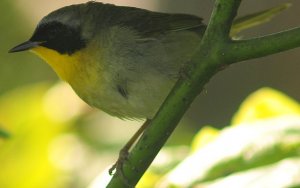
[[9, 41, 43, 53]]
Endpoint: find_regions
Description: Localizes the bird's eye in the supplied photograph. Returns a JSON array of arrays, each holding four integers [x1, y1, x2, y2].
[[31, 22, 66, 42], [30, 21, 86, 55]]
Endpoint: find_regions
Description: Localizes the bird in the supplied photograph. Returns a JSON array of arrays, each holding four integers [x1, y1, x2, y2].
[[9, 1, 205, 174], [9, 1, 288, 176], [10, 2, 205, 119]]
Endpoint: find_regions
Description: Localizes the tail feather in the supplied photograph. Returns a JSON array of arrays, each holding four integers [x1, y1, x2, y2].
[[230, 3, 291, 36]]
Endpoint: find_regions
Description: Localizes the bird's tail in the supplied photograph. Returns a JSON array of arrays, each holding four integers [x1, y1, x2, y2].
[[230, 3, 291, 37]]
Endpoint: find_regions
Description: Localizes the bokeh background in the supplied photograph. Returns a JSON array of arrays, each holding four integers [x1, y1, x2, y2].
[[0, 0, 299, 187]]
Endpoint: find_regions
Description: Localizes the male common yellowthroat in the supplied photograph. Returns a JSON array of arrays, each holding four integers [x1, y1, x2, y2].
[[10, 1, 204, 119], [9, 1, 206, 174], [9, 1, 288, 174]]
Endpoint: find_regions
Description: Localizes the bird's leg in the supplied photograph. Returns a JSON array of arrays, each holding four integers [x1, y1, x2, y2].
[[109, 119, 151, 176]]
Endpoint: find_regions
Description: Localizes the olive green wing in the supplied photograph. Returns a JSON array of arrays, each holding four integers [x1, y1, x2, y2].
[[84, 2, 205, 37], [126, 12, 206, 37], [107, 5, 206, 37]]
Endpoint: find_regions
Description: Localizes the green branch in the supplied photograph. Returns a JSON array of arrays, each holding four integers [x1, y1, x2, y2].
[[203, 0, 241, 42], [227, 27, 300, 62], [107, 0, 300, 187]]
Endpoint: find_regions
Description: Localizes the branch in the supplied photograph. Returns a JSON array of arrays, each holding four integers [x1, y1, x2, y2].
[[107, 0, 241, 187], [227, 27, 300, 62], [202, 0, 241, 42], [107, 1, 300, 187]]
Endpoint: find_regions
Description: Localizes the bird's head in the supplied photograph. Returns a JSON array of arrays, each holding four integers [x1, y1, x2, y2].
[[9, 3, 93, 81], [9, 3, 88, 55]]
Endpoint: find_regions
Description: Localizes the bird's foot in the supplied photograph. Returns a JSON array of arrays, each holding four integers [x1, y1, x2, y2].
[[109, 147, 130, 179]]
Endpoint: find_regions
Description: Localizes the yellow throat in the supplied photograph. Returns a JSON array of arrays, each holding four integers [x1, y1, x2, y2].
[[31, 45, 102, 100], [31, 46, 82, 82]]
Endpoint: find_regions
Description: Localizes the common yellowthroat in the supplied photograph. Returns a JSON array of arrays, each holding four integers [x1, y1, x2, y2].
[[10, 1, 205, 119], [9, 1, 206, 175], [9, 1, 288, 175]]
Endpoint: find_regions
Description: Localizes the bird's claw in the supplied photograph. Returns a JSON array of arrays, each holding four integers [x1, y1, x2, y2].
[[108, 148, 131, 186], [109, 147, 129, 176]]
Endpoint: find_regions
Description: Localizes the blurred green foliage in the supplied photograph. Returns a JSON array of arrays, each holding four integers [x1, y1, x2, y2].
[[0, 127, 10, 138], [0, 84, 65, 188], [1, 80, 299, 188]]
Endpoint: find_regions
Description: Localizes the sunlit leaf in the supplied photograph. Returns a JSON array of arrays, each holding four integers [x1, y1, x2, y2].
[[191, 126, 219, 152], [160, 116, 300, 187], [195, 157, 300, 188], [232, 87, 300, 124]]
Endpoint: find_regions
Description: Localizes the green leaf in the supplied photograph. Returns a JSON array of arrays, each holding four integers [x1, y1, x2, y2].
[[161, 116, 300, 187]]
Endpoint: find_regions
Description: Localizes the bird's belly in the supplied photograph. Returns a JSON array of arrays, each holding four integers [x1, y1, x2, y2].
[[71, 74, 175, 119]]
